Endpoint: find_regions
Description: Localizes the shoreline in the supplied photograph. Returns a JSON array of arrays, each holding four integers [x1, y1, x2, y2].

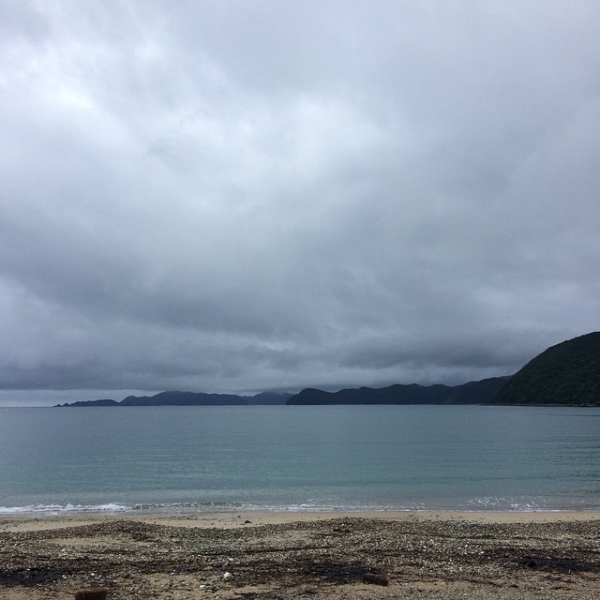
[[2, 509, 600, 531]]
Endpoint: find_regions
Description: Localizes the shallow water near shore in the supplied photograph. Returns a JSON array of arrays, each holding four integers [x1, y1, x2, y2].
[[1, 405, 599, 514]]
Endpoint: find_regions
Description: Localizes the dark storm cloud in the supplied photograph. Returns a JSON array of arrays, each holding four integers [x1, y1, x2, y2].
[[1, 1, 599, 404]]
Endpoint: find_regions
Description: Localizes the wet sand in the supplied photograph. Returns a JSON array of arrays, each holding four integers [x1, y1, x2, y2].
[[1, 511, 599, 599]]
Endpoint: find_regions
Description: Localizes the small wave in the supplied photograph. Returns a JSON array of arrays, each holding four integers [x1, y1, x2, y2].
[[0, 501, 260, 516], [1, 497, 595, 516], [0, 503, 133, 515], [465, 496, 598, 512]]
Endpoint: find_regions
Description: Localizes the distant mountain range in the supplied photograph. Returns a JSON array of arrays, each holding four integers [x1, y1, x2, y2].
[[56, 391, 293, 407], [286, 377, 510, 405], [56, 377, 509, 407], [56, 332, 600, 407]]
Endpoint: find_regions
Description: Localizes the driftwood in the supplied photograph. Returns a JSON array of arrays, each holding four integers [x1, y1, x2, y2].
[[362, 572, 389, 586], [75, 588, 108, 600]]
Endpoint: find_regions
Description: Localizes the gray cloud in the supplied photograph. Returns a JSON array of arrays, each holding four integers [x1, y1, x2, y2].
[[1, 1, 599, 404]]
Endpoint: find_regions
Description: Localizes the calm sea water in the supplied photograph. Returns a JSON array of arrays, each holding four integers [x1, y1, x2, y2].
[[1, 405, 599, 515]]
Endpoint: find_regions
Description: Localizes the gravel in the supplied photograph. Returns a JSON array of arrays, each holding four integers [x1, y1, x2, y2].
[[1, 516, 599, 599]]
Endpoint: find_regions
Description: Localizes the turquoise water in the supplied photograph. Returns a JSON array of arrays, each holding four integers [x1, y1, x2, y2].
[[1, 405, 599, 514]]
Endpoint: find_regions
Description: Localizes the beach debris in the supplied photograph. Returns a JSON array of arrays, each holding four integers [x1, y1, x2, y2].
[[75, 588, 108, 600], [1, 517, 599, 599], [362, 572, 389, 586]]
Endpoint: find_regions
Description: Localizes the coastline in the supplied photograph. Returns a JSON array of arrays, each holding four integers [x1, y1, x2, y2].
[[2, 511, 599, 599], [3, 509, 600, 531]]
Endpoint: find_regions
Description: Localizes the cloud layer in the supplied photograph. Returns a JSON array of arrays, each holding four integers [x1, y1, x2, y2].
[[1, 1, 599, 403]]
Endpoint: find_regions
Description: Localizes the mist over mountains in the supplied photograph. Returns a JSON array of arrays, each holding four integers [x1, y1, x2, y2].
[[56, 332, 600, 408]]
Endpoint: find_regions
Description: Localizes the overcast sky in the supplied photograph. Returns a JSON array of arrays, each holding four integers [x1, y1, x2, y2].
[[1, 1, 599, 405]]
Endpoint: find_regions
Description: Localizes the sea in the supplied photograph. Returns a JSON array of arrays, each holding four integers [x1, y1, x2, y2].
[[1, 405, 599, 516]]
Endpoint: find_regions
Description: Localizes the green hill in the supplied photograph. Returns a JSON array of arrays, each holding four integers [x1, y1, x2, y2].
[[491, 332, 600, 405]]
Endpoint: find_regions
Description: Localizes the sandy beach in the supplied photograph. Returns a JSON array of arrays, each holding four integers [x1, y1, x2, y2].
[[1, 511, 599, 599]]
